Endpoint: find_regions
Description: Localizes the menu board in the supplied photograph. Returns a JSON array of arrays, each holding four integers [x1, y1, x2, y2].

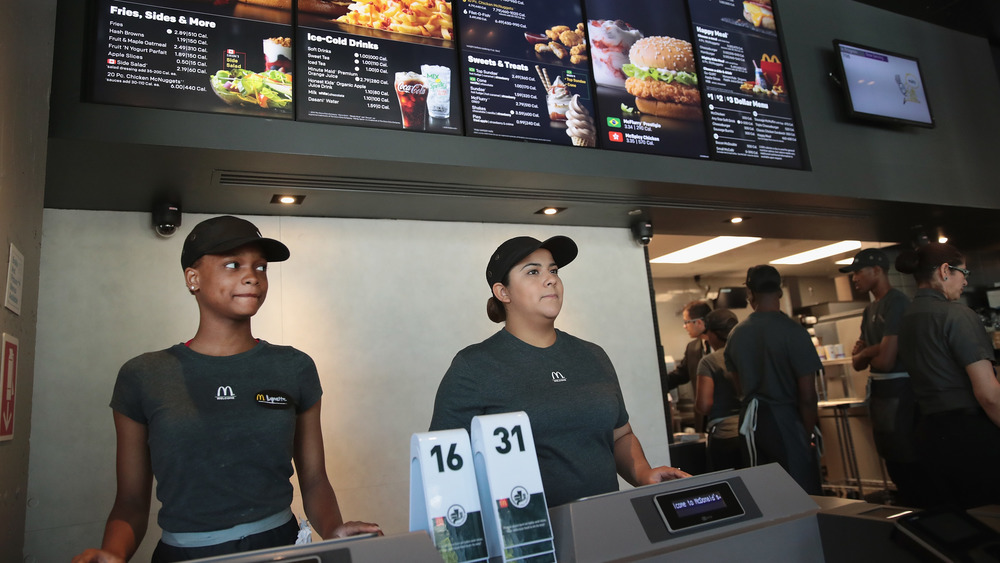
[[296, 1, 462, 134], [686, 0, 804, 168], [89, 0, 294, 118], [583, 0, 709, 159], [455, 0, 597, 147]]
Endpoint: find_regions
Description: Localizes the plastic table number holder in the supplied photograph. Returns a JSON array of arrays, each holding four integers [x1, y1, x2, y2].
[[470, 412, 557, 562], [410, 429, 490, 563]]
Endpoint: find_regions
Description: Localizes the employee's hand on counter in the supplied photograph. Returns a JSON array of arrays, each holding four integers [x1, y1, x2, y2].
[[71, 548, 125, 563], [640, 465, 692, 485], [330, 520, 383, 538]]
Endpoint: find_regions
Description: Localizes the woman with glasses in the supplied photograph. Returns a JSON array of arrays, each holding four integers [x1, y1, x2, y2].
[[896, 242, 1000, 509]]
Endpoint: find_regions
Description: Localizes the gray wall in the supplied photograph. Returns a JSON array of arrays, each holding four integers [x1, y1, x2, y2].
[[24, 211, 670, 562], [0, 0, 55, 561]]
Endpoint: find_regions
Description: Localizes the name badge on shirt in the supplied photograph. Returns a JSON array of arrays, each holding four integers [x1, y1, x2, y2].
[[254, 390, 294, 409]]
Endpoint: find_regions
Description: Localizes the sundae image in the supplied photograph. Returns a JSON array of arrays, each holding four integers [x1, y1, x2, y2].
[[263, 37, 293, 73], [565, 94, 596, 147], [536, 66, 572, 121], [588, 19, 643, 89]]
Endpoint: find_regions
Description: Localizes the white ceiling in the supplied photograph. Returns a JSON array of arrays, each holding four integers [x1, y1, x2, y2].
[[646, 235, 900, 280]]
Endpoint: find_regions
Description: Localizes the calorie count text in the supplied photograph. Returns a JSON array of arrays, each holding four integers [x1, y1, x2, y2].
[[468, 64, 543, 129], [305, 41, 394, 111], [105, 14, 209, 77]]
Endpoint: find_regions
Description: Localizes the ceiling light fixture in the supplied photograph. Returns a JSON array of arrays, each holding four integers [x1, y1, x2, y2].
[[834, 258, 854, 265], [650, 236, 761, 264], [729, 217, 744, 224], [770, 240, 861, 265], [270, 194, 304, 204], [536, 207, 565, 215]]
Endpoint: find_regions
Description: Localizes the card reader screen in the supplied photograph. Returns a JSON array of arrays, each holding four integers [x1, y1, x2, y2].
[[653, 481, 745, 532]]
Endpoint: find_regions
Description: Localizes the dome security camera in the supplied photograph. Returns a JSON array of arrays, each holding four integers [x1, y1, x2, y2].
[[152, 203, 182, 238], [630, 219, 653, 246]]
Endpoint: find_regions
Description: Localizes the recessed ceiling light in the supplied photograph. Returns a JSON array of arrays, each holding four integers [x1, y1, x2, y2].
[[271, 195, 304, 205], [650, 236, 761, 264], [536, 207, 565, 216], [729, 217, 744, 224], [770, 240, 861, 265], [834, 258, 854, 265]]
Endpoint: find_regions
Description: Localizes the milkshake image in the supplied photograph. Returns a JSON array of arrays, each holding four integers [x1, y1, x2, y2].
[[588, 20, 643, 89]]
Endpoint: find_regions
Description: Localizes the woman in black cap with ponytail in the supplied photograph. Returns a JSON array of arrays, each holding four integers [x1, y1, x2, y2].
[[896, 242, 1000, 509], [429, 235, 688, 508], [75, 216, 379, 563]]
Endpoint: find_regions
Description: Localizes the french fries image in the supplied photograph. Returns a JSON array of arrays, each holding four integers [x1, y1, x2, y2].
[[336, 0, 453, 40]]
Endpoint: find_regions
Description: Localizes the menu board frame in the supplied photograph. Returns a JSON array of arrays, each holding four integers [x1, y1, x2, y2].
[[685, 0, 809, 170], [85, 0, 296, 119], [80, 0, 809, 170]]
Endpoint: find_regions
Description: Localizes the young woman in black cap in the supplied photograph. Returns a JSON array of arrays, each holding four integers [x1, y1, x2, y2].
[[429, 235, 688, 508], [896, 242, 1000, 508], [74, 216, 380, 563]]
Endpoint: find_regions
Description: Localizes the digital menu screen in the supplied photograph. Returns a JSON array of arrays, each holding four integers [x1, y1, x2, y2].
[[89, 0, 294, 118], [583, 1, 709, 158], [296, 0, 462, 134], [455, 0, 596, 147], [835, 40, 934, 127], [686, 0, 804, 168]]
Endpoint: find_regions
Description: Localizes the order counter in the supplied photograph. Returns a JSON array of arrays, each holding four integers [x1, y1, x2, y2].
[[189, 464, 1000, 562]]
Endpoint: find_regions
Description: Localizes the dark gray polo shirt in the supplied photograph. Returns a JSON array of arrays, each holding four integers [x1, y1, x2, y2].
[[898, 288, 996, 414]]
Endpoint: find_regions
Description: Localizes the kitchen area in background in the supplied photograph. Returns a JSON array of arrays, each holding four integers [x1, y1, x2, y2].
[[651, 231, 1000, 501]]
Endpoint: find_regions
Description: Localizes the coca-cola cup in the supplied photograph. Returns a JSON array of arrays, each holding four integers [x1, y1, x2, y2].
[[394, 72, 429, 130]]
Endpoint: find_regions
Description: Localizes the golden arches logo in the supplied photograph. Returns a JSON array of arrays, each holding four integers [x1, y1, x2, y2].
[[761, 54, 781, 64], [257, 393, 266, 401]]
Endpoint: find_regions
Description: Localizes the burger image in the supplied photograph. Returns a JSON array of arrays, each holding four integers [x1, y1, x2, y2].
[[623, 36, 702, 121], [743, 0, 775, 30]]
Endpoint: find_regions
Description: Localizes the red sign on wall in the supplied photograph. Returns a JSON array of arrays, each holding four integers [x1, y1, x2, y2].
[[1, 333, 18, 441]]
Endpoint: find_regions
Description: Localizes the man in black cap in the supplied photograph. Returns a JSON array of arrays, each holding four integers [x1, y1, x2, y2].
[[724, 265, 823, 495], [841, 248, 921, 506]]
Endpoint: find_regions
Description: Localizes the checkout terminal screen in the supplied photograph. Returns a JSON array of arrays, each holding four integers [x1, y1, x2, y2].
[[654, 481, 745, 532]]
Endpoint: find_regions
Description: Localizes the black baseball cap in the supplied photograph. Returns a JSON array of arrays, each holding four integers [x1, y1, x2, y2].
[[745, 264, 782, 293], [486, 236, 578, 287], [838, 248, 890, 273], [181, 216, 290, 270], [705, 308, 739, 336]]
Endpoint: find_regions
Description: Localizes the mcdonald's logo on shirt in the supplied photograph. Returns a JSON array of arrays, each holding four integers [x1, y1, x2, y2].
[[215, 386, 236, 401]]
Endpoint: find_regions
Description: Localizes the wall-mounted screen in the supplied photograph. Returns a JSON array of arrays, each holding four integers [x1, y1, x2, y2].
[[88, 0, 294, 118], [296, 0, 462, 134], [583, 0, 709, 159], [686, 0, 805, 168], [454, 0, 596, 147], [833, 40, 934, 128]]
